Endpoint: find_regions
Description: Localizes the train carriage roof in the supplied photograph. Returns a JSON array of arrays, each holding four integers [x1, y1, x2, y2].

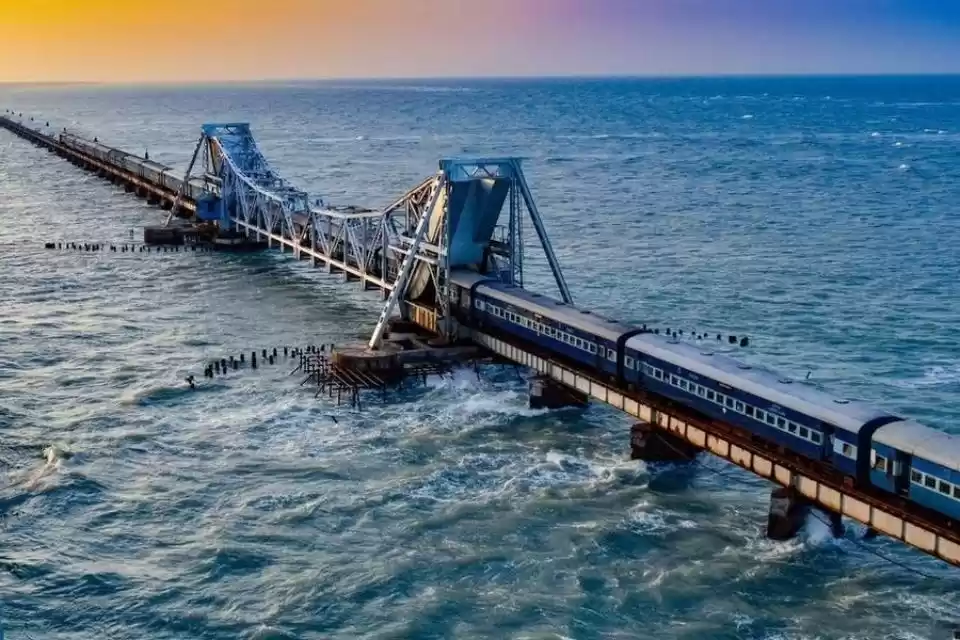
[[625, 332, 893, 434], [450, 270, 635, 342], [873, 420, 960, 473]]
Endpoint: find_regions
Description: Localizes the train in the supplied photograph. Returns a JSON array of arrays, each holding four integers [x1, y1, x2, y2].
[[451, 270, 960, 522], [57, 132, 213, 201]]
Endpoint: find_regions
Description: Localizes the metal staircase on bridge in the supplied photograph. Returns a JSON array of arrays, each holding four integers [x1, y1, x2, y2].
[[167, 123, 573, 349]]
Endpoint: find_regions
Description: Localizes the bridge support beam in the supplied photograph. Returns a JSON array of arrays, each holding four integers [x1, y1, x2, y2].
[[766, 487, 809, 541], [630, 421, 700, 462], [529, 375, 587, 410]]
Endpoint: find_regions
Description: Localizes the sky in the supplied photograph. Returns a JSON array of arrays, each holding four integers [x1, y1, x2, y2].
[[1, 0, 959, 83]]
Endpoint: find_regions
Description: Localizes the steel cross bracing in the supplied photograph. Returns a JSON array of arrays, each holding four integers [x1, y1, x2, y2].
[[368, 157, 572, 349], [184, 124, 570, 351]]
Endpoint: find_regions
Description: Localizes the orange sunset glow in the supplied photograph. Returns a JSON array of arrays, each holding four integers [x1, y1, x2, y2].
[[1, 0, 958, 82], [0, 0, 560, 83]]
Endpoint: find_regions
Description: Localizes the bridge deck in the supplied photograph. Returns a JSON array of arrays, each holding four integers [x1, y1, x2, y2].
[[2, 109, 957, 571]]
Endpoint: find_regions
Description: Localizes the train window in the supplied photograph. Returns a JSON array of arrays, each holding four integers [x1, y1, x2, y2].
[[799, 426, 809, 439], [788, 423, 797, 434], [475, 300, 482, 309], [776, 417, 786, 429], [625, 356, 634, 368], [725, 397, 734, 408], [698, 386, 707, 398], [608, 349, 616, 360], [939, 481, 951, 495], [911, 470, 923, 484], [874, 455, 887, 472], [954, 485, 960, 499], [842, 443, 854, 457], [924, 476, 936, 489], [745, 406, 755, 417], [735, 401, 744, 412], [811, 431, 822, 444], [756, 409, 765, 421]]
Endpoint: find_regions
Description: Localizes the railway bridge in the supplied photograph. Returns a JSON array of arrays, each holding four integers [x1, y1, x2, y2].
[[1, 111, 958, 572]]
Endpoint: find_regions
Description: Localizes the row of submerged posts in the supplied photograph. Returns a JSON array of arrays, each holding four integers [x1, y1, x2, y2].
[[189, 343, 454, 408], [646, 324, 749, 347], [198, 345, 311, 380], [44, 241, 217, 253]]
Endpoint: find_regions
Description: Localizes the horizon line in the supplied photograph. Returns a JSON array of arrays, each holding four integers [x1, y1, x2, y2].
[[2, 70, 960, 88]]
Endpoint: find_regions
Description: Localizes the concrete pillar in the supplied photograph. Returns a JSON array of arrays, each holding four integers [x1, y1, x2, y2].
[[629, 421, 700, 462], [828, 511, 844, 538], [766, 487, 809, 541], [528, 376, 588, 410]]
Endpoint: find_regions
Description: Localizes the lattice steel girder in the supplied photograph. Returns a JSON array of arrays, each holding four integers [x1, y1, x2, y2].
[[191, 124, 571, 349]]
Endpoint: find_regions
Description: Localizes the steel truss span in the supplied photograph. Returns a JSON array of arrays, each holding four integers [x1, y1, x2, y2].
[[178, 123, 570, 349]]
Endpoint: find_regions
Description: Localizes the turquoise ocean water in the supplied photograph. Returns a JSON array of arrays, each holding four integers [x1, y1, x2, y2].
[[1, 76, 959, 639]]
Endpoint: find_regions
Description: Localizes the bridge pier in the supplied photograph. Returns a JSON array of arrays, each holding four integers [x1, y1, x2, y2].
[[528, 375, 587, 410], [629, 421, 701, 462], [766, 487, 809, 541]]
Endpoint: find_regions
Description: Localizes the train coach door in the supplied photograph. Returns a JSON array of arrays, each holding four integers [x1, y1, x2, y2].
[[893, 451, 912, 497], [818, 421, 834, 462]]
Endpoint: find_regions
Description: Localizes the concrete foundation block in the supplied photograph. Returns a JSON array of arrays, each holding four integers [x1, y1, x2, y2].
[[630, 421, 700, 462], [767, 487, 809, 541], [529, 375, 587, 410]]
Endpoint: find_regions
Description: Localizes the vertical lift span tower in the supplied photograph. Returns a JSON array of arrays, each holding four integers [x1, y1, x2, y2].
[[367, 157, 573, 349]]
